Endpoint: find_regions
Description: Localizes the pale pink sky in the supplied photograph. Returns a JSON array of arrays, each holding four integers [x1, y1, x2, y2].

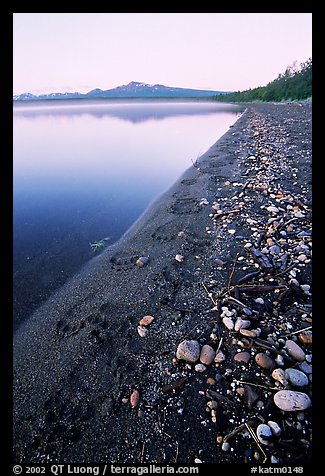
[[13, 13, 312, 96]]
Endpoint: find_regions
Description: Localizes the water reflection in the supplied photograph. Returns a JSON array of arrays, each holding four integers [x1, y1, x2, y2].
[[13, 100, 242, 328], [13, 99, 239, 123]]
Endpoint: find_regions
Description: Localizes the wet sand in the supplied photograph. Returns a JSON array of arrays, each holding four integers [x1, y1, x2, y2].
[[13, 102, 312, 464]]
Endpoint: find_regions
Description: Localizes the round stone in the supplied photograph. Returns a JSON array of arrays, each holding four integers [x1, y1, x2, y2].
[[284, 368, 309, 387], [285, 340, 306, 362], [255, 352, 275, 369], [298, 331, 312, 345], [267, 420, 281, 437], [234, 351, 251, 363], [222, 317, 234, 330], [176, 340, 200, 362], [256, 424, 273, 446], [273, 390, 311, 412], [139, 315, 154, 326], [200, 344, 216, 366], [195, 363, 206, 373]]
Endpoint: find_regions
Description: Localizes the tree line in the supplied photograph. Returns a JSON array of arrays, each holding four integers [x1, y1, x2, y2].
[[214, 58, 312, 103]]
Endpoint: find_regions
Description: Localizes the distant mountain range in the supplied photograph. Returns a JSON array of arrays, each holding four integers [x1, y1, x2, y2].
[[13, 81, 229, 101]]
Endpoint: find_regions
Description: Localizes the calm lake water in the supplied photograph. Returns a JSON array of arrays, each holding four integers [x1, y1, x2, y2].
[[13, 99, 242, 328]]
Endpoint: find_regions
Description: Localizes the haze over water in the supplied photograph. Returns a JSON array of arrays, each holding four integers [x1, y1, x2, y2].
[[13, 100, 242, 328]]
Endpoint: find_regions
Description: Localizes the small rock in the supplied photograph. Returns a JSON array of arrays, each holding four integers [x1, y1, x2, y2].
[[175, 254, 184, 262], [222, 442, 230, 452], [256, 424, 273, 446], [130, 389, 140, 408], [195, 363, 206, 373], [275, 354, 285, 366], [214, 350, 226, 363], [234, 318, 251, 331], [255, 353, 275, 370], [207, 377, 216, 386], [215, 258, 225, 267], [271, 368, 289, 386], [222, 317, 234, 330], [285, 340, 306, 362], [200, 344, 216, 365], [285, 368, 309, 387], [255, 297, 264, 305], [176, 340, 200, 362], [267, 206, 279, 214], [298, 331, 312, 345], [136, 256, 149, 268], [137, 325, 148, 338], [234, 351, 251, 363], [267, 420, 282, 437], [139, 315, 155, 326], [298, 361, 312, 374], [273, 390, 311, 411], [239, 329, 258, 337]]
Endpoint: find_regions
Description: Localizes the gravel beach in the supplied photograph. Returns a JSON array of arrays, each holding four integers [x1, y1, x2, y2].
[[13, 102, 312, 465]]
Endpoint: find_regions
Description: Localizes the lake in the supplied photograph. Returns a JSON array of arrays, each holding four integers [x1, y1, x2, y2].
[[13, 99, 243, 328]]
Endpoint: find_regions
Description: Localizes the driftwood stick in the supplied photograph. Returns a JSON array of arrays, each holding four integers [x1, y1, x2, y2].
[[237, 270, 261, 285], [214, 209, 241, 219], [228, 253, 240, 291], [236, 284, 287, 293]]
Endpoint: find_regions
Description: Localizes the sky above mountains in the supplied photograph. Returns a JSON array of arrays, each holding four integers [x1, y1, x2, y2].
[[13, 13, 312, 96]]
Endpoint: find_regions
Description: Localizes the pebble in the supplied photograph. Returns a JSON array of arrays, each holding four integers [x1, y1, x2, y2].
[[234, 351, 251, 363], [137, 325, 148, 337], [256, 423, 273, 446], [222, 442, 230, 452], [139, 315, 155, 326], [175, 254, 184, 262], [284, 368, 309, 387], [298, 361, 312, 374], [222, 317, 234, 330], [285, 340, 306, 362], [214, 350, 226, 363], [298, 331, 312, 345], [136, 256, 149, 268], [234, 318, 251, 331], [195, 363, 206, 373], [176, 340, 200, 362], [255, 297, 265, 305], [255, 353, 275, 369], [267, 420, 282, 437], [200, 344, 216, 365], [272, 368, 289, 386], [267, 206, 279, 214], [130, 389, 140, 408], [273, 390, 311, 411], [239, 329, 258, 337]]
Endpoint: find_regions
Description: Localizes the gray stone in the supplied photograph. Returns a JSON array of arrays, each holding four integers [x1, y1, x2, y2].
[[176, 340, 200, 362], [256, 424, 273, 445], [284, 368, 309, 387], [285, 340, 306, 362], [273, 390, 311, 411]]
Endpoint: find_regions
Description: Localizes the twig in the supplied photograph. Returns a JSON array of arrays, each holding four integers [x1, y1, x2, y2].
[[216, 336, 223, 354], [140, 442, 145, 463], [235, 284, 287, 293], [237, 270, 261, 285], [174, 441, 179, 463], [228, 253, 240, 291], [235, 380, 278, 391], [245, 423, 268, 463], [202, 283, 217, 306], [214, 209, 241, 219], [281, 325, 312, 337]]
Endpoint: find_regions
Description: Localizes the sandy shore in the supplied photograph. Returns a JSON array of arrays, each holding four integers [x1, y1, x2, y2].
[[13, 102, 312, 465]]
